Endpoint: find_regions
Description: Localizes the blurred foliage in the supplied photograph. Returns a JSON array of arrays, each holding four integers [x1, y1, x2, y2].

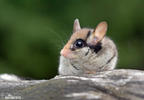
[[0, 0, 143, 79]]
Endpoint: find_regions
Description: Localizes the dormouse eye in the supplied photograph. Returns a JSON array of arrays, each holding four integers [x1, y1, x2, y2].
[[73, 39, 86, 49]]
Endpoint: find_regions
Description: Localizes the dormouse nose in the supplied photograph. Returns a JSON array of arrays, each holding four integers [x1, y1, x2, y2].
[[60, 48, 72, 58]]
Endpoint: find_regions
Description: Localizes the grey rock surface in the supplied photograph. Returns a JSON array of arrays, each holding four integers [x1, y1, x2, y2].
[[0, 69, 144, 100]]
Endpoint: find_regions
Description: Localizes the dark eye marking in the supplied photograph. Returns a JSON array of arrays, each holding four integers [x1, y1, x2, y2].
[[85, 30, 102, 53], [70, 30, 102, 53], [86, 30, 91, 40], [71, 31, 91, 50], [94, 43, 102, 53], [73, 39, 86, 49], [88, 42, 102, 53], [71, 38, 102, 54]]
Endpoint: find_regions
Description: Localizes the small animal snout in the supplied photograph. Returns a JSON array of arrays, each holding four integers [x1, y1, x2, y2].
[[60, 49, 75, 59]]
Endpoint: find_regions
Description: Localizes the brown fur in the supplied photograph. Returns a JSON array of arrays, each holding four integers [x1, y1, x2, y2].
[[59, 19, 118, 75]]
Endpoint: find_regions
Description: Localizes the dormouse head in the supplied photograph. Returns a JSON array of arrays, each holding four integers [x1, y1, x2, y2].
[[60, 19, 108, 59], [59, 19, 118, 74]]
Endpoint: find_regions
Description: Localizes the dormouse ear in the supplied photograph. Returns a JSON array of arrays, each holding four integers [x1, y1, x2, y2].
[[73, 19, 81, 33], [94, 21, 107, 41], [87, 21, 108, 45]]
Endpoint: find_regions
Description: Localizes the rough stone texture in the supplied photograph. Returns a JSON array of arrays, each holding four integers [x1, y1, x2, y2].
[[0, 69, 144, 100]]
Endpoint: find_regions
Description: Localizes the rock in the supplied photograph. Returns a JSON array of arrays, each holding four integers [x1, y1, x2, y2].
[[0, 69, 144, 100]]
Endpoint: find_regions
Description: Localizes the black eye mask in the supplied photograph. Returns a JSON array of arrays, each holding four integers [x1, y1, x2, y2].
[[72, 39, 102, 53], [87, 42, 102, 53], [71, 30, 102, 53], [85, 30, 102, 53]]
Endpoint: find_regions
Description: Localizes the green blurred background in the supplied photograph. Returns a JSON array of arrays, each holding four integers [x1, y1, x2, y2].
[[0, 0, 144, 79]]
